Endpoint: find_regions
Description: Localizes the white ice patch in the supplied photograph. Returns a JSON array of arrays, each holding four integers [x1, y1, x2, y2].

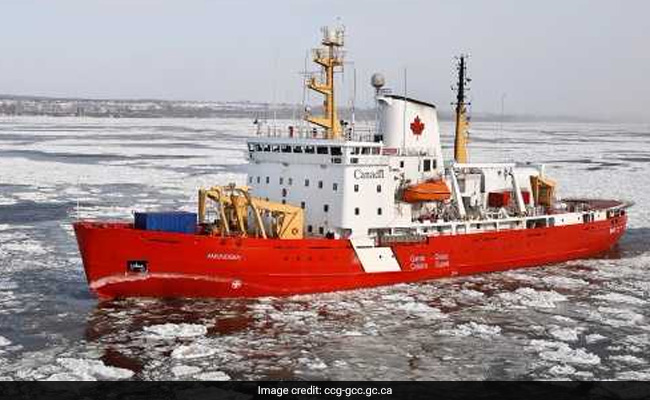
[[529, 340, 600, 366], [143, 323, 207, 339], [548, 364, 576, 376], [397, 302, 447, 320], [585, 334, 607, 344], [548, 326, 581, 342], [609, 355, 646, 365], [171, 343, 218, 360], [171, 365, 202, 377], [593, 293, 646, 305], [498, 287, 567, 308], [541, 276, 589, 289], [56, 358, 134, 380], [0, 337, 10, 347], [439, 322, 501, 338], [194, 371, 231, 381]]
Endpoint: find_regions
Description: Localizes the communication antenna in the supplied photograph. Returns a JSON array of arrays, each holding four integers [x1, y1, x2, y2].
[[402, 67, 408, 154], [371, 72, 385, 136], [452, 54, 471, 163], [350, 66, 357, 140]]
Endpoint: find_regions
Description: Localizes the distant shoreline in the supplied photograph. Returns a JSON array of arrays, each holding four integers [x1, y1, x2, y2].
[[0, 94, 636, 124]]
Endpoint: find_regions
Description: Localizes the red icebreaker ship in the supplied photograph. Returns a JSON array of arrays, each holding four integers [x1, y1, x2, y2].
[[74, 26, 630, 299]]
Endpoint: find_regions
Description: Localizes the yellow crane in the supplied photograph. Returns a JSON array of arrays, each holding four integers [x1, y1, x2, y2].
[[198, 184, 304, 240]]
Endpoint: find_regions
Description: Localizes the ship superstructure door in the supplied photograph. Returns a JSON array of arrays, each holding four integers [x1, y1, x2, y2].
[[350, 237, 401, 273]]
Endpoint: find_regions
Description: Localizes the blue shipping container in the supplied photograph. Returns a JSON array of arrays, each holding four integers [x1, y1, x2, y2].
[[134, 211, 197, 234]]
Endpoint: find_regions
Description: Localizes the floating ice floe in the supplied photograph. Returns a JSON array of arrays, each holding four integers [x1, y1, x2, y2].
[[610, 355, 646, 365], [194, 371, 231, 381], [397, 302, 447, 320], [438, 322, 501, 338], [593, 292, 646, 305], [548, 364, 576, 376], [143, 323, 208, 339], [616, 370, 650, 380], [0, 337, 10, 347], [55, 358, 134, 380], [171, 343, 218, 360], [498, 287, 567, 308], [529, 340, 600, 366], [171, 365, 202, 377], [585, 333, 607, 344], [541, 276, 589, 289], [548, 326, 581, 342], [458, 289, 485, 298]]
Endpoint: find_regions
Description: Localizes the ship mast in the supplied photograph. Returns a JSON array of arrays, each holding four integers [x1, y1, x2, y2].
[[305, 26, 345, 140], [453, 54, 471, 163]]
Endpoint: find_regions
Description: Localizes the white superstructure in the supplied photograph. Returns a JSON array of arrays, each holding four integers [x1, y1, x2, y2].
[[243, 26, 606, 241]]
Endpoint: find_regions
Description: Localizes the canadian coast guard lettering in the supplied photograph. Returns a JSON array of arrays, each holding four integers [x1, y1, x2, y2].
[[353, 169, 384, 179]]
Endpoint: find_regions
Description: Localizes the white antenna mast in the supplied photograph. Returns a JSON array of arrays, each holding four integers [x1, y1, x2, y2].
[[402, 66, 408, 154]]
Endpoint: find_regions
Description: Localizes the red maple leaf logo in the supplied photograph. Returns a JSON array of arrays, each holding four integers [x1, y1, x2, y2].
[[410, 116, 425, 136]]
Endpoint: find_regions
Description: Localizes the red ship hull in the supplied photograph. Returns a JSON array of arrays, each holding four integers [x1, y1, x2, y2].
[[73, 213, 627, 299]]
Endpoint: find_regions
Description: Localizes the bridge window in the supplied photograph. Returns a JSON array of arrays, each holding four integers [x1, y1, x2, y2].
[[249, 176, 253, 184], [248, 143, 255, 152], [263, 144, 270, 152], [423, 159, 431, 172], [333, 183, 338, 191], [279, 177, 284, 185], [271, 145, 280, 153], [377, 185, 382, 193], [352, 147, 361, 155], [361, 147, 371, 155], [255, 144, 262, 151], [308, 225, 313, 233], [305, 179, 310, 187], [350, 158, 359, 164], [354, 184, 359, 192], [319, 227, 324, 235], [317, 146, 329, 155], [293, 146, 303, 153], [301, 201, 305, 209], [377, 208, 383, 216], [318, 181, 323, 189], [305, 146, 315, 154], [281, 145, 292, 153], [256, 176, 261, 184], [288, 178, 293, 186], [372, 147, 380, 155], [282, 188, 287, 197], [324, 204, 329, 212], [331, 147, 342, 156], [354, 207, 360, 216], [399, 161, 405, 168], [266, 176, 270, 184]]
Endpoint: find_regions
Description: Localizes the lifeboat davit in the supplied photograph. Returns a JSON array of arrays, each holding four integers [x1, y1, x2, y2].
[[402, 179, 451, 203]]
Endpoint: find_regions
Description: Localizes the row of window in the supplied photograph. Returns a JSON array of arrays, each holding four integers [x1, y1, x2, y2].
[[249, 176, 382, 193], [248, 143, 381, 156]]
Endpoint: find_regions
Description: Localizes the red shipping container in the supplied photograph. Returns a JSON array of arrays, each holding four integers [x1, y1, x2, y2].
[[488, 191, 530, 207]]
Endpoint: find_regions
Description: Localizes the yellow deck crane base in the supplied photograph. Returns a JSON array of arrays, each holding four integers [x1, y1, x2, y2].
[[198, 184, 304, 240]]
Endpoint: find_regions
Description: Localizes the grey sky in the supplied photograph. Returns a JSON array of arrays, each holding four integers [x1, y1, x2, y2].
[[1, 0, 648, 120]]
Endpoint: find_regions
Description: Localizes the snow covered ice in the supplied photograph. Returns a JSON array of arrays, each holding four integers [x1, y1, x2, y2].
[[0, 116, 649, 380]]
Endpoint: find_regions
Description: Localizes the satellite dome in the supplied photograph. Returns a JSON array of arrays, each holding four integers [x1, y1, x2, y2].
[[371, 73, 385, 90]]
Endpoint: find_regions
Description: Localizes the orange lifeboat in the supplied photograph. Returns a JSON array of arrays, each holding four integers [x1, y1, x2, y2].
[[402, 179, 451, 203]]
